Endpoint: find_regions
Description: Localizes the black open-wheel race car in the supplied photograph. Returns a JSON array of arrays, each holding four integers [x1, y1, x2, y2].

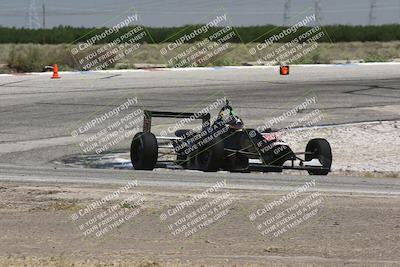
[[130, 101, 332, 175]]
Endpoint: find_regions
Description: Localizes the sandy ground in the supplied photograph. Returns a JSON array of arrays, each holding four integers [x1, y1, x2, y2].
[[0, 180, 399, 267], [282, 120, 400, 175]]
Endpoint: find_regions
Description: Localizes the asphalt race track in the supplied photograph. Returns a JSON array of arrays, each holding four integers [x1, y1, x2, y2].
[[1, 164, 400, 195], [0, 64, 400, 188]]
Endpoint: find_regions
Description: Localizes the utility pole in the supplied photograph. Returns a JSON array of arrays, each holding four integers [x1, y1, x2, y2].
[[368, 0, 377, 25], [42, 2, 46, 29], [314, 0, 322, 24], [27, 0, 40, 29], [283, 0, 292, 26]]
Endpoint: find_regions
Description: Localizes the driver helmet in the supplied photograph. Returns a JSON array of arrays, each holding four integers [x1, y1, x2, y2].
[[219, 106, 244, 130]]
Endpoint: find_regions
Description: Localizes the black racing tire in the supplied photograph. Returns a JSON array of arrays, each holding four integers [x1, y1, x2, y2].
[[305, 138, 332, 175], [130, 132, 158, 170], [195, 137, 224, 172]]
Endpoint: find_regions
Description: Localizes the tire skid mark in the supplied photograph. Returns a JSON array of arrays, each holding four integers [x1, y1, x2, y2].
[[0, 79, 33, 87], [0, 82, 253, 96], [344, 84, 400, 99], [99, 74, 122, 79]]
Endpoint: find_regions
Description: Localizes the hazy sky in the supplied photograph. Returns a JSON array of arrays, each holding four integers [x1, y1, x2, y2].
[[1, 0, 400, 28]]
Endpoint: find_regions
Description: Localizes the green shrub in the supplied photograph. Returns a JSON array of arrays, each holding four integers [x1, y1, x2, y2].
[[2, 25, 400, 44]]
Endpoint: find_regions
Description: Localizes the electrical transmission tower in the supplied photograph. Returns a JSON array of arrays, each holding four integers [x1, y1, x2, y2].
[[283, 0, 292, 26], [368, 0, 377, 25], [314, 0, 322, 24], [27, 0, 41, 29]]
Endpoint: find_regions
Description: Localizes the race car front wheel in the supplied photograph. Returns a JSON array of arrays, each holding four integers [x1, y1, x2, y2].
[[305, 138, 332, 175], [130, 132, 158, 170], [195, 137, 224, 172]]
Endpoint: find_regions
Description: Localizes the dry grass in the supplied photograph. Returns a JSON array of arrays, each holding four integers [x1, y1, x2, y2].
[[1, 42, 400, 73]]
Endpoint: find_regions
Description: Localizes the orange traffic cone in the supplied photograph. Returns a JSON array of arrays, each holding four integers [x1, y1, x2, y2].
[[51, 64, 60, 79], [280, 65, 289, 75]]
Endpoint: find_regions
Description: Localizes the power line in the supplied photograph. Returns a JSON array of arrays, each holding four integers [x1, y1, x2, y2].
[[42, 2, 46, 29], [283, 0, 292, 26], [315, 0, 322, 24], [369, 0, 378, 25], [27, 0, 41, 29]]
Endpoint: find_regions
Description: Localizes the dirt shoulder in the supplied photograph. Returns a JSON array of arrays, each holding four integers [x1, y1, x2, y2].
[[0, 180, 399, 267]]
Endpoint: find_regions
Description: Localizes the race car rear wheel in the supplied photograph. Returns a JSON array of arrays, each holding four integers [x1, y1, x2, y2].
[[305, 138, 332, 175], [130, 132, 158, 170], [195, 137, 224, 172]]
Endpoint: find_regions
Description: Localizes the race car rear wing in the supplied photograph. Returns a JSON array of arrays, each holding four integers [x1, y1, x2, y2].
[[142, 110, 211, 132]]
